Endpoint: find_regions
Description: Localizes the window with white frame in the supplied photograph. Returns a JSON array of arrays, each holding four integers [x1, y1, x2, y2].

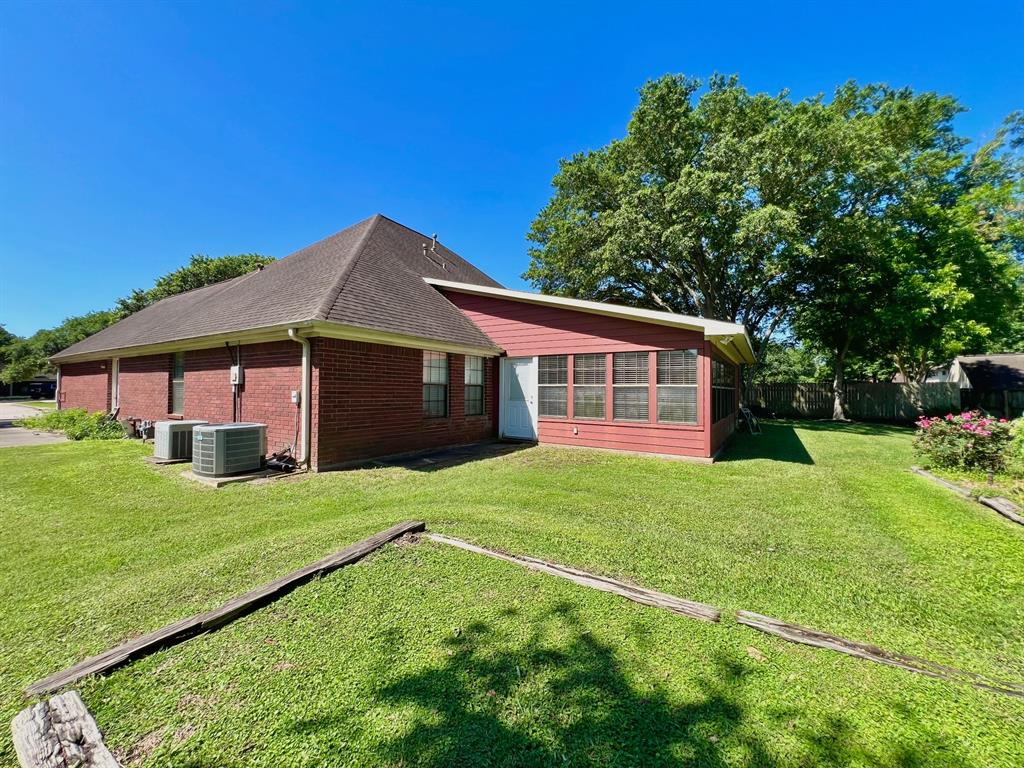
[[538, 355, 568, 417], [170, 352, 185, 414], [423, 351, 448, 417], [573, 353, 606, 419], [613, 352, 649, 421], [656, 349, 698, 424], [464, 355, 484, 415]]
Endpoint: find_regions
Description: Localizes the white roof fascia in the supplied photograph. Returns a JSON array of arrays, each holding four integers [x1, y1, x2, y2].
[[426, 277, 756, 364]]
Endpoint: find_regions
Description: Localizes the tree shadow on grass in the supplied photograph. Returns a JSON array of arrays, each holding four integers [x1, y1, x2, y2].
[[326, 602, 973, 768]]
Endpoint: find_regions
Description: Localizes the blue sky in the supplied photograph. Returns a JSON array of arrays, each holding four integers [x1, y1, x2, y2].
[[1, 1, 1021, 337]]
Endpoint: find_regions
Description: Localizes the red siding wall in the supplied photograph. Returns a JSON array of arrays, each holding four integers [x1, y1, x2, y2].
[[184, 342, 302, 455], [313, 337, 496, 469], [443, 291, 716, 459], [443, 291, 705, 355], [59, 360, 110, 413], [117, 354, 173, 419]]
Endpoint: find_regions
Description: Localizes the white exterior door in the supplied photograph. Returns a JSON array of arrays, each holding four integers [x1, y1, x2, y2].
[[501, 357, 538, 440]]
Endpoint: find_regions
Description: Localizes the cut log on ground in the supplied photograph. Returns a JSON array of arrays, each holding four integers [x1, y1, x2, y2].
[[426, 532, 721, 623], [27, 521, 425, 697], [736, 610, 1024, 698], [12, 691, 120, 768], [979, 496, 1024, 526]]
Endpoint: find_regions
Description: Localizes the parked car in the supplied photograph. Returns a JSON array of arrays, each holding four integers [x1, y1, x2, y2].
[[27, 380, 57, 400]]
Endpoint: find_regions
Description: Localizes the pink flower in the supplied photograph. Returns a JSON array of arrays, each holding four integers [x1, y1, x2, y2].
[[961, 412, 973, 421], [945, 413, 955, 421], [999, 418, 1008, 423]]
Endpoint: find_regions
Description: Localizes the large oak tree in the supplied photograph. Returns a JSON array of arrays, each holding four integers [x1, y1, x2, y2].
[[527, 75, 1023, 419]]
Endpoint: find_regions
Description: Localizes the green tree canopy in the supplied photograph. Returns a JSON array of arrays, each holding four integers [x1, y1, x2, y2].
[[527, 74, 1024, 419], [0, 253, 273, 384], [114, 253, 274, 317], [526, 74, 811, 344]]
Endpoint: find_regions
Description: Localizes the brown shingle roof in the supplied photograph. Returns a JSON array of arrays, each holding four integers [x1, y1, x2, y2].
[[957, 354, 1024, 390], [53, 215, 503, 360]]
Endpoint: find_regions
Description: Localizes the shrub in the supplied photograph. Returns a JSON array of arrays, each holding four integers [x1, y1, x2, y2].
[[17, 408, 125, 440], [1007, 420, 1024, 479], [913, 411, 1013, 473]]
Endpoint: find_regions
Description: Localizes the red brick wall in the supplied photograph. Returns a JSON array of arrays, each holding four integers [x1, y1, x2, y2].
[[59, 360, 111, 413], [117, 354, 173, 419], [184, 342, 302, 455], [61, 342, 302, 455], [312, 337, 497, 469]]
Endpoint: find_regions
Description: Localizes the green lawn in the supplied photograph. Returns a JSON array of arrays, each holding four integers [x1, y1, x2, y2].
[[1, 423, 1022, 766]]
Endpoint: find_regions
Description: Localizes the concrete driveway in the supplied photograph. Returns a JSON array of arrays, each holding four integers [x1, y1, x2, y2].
[[0, 402, 67, 448]]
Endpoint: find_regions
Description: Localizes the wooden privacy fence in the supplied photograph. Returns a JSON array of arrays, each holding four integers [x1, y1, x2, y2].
[[744, 382, 961, 421]]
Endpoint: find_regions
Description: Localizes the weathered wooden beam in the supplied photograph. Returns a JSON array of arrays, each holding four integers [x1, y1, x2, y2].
[[27, 521, 425, 697], [736, 610, 1024, 698], [909, 466, 971, 497], [12, 691, 120, 768], [426, 532, 721, 623], [911, 466, 1023, 527], [979, 496, 1024, 526]]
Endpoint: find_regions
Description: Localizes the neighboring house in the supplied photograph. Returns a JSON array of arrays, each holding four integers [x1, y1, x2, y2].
[[951, 353, 1024, 418], [948, 354, 1024, 390], [892, 366, 951, 384], [52, 215, 754, 469]]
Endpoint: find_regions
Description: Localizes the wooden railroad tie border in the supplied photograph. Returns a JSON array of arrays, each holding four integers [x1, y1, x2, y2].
[[736, 611, 1024, 699], [426, 532, 721, 623], [427, 532, 1024, 698], [12, 691, 120, 768], [26, 521, 425, 697], [911, 466, 1023, 525]]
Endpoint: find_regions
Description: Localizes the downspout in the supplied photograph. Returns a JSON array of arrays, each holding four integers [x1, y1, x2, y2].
[[55, 366, 62, 411], [287, 328, 312, 469]]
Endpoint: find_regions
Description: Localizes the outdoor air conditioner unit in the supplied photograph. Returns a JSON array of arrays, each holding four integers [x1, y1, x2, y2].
[[153, 420, 208, 460], [192, 423, 267, 477]]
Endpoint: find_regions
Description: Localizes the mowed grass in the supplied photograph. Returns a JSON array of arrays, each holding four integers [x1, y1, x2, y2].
[[1, 422, 1022, 765]]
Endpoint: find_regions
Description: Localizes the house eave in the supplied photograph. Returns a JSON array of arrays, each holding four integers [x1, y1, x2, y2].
[[425, 277, 757, 364], [51, 320, 503, 365]]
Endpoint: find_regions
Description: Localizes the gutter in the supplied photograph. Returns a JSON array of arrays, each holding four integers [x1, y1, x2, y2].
[[287, 328, 312, 468]]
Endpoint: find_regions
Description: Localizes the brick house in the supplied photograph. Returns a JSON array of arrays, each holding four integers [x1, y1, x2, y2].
[[53, 215, 754, 469]]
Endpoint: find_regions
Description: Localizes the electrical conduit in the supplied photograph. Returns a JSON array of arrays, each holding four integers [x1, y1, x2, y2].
[[287, 328, 312, 468]]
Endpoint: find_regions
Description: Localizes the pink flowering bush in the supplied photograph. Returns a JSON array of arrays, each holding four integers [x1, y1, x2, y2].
[[913, 411, 1015, 472]]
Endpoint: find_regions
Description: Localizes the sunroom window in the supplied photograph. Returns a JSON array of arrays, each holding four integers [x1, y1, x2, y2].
[[573, 353, 606, 419], [656, 349, 697, 424], [712, 358, 736, 423], [538, 355, 568, 417], [613, 352, 649, 421]]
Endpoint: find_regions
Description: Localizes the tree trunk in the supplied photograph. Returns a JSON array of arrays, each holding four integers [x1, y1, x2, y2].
[[832, 337, 851, 421]]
